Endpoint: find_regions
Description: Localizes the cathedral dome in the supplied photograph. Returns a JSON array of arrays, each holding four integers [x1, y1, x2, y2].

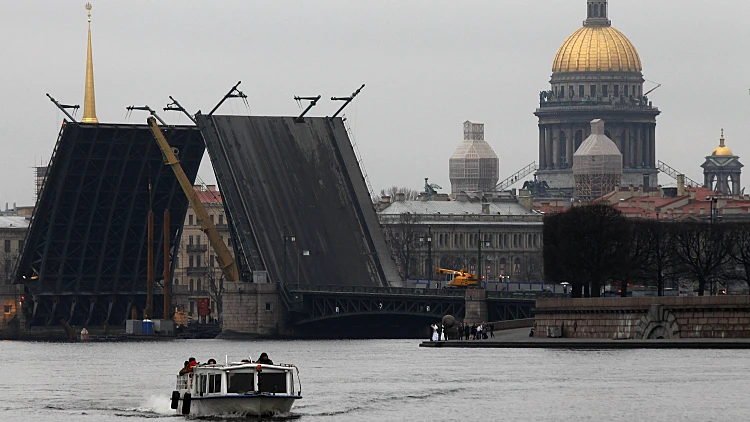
[[552, 25, 642, 73]]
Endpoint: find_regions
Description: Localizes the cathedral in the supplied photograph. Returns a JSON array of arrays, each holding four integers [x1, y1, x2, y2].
[[535, 0, 660, 190]]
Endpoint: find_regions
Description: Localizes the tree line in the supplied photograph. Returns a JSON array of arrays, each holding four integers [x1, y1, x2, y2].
[[543, 204, 750, 298]]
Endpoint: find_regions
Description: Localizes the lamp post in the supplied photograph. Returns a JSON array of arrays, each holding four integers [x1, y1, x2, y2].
[[282, 225, 295, 285]]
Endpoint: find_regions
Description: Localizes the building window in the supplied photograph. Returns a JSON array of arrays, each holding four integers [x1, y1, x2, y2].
[[614, 85, 620, 97], [189, 301, 194, 314], [590, 85, 597, 97], [210, 215, 214, 224], [219, 215, 224, 225], [189, 279, 194, 292], [624, 85, 629, 96], [189, 215, 193, 226], [209, 255, 215, 267], [188, 235, 194, 245], [579, 85, 584, 98], [3, 240, 9, 253], [228, 237, 232, 246], [196, 235, 201, 245], [4, 260, 10, 273], [4, 305, 11, 314], [265, 302, 272, 311], [189, 255, 194, 268], [174, 279, 179, 286], [197, 279, 201, 292], [196, 255, 201, 267], [17, 240, 24, 251], [633, 85, 637, 96], [602, 85, 608, 97]]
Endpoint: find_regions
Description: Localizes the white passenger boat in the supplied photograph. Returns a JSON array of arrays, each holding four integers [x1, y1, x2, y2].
[[171, 360, 302, 417]]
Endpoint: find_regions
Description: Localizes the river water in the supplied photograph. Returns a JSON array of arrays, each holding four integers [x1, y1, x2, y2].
[[1, 339, 748, 421]]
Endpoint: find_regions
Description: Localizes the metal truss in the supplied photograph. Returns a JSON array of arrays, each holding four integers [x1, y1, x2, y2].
[[15, 122, 204, 327], [487, 299, 535, 321]]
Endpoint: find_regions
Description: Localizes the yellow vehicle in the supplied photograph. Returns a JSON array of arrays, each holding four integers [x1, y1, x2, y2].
[[435, 268, 479, 289]]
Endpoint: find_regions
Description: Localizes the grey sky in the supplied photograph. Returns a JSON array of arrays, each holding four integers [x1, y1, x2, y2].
[[1, 0, 749, 206]]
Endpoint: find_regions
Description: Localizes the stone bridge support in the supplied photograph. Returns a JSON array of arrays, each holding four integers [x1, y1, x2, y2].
[[464, 289, 488, 324]]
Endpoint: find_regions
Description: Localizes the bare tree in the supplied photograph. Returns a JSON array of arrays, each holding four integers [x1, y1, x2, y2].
[[628, 220, 680, 296], [520, 254, 544, 282], [671, 222, 729, 296], [724, 223, 750, 293], [203, 253, 224, 324], [544, 204, 630, 298], [382, 213, 424, 281]]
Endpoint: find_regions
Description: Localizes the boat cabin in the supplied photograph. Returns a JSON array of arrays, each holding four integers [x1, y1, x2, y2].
[[176, 362, 300, 398]]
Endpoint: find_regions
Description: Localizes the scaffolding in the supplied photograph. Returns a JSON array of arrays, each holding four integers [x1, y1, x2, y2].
[[449, 121, 499, 194], [573, 120, 622, 201]]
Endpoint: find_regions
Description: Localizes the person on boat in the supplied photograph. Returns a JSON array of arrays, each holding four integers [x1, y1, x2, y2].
[[187, 357, 198, 372], [256, 353, 273, 365], [207, 359, 217, 365], [178, 360, 190, 375]]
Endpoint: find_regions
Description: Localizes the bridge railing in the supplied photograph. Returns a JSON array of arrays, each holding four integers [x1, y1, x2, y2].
[[285, 284, 568, 299], [487, 291, 568, 300], [284, 284, 467, 297]]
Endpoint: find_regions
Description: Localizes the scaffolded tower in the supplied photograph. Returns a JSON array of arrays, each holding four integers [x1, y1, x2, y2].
[[449, 121, 499, 195], [573, 119, 623, 201]]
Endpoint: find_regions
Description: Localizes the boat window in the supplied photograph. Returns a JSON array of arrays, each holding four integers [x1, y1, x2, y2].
[[258, 372, 287, 394], [212, 374, 221, 393], [227, 372, 254, 393]]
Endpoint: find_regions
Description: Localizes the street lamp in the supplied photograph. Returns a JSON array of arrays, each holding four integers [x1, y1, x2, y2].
[[706, 196, 718, 224], [282, 225, 295, 285]]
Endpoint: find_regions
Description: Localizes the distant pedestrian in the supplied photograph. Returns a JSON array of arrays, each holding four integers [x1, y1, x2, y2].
[[430, 324, 438, 341], [464, 324, 470, 340], [471, 324, 477, 340], [489, 323, 495, 338], [458, 323, 464, 340], [437, 324, 443, 341], [529, 327, 535, 337]]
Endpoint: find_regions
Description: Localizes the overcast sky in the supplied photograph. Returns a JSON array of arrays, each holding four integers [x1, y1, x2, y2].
[[1, 0, 749, 207]]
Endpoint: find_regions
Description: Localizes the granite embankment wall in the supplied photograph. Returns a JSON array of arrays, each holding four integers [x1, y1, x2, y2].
[[218, 282, 286, 338], [535, 296, 750, 339]]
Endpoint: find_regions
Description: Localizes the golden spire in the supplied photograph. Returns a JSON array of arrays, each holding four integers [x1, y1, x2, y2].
[[720, 128, 725, 147], [82, 2, 98, 123]]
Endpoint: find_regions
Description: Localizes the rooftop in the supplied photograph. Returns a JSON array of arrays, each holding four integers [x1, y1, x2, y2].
[[0, 216, 30, 229]]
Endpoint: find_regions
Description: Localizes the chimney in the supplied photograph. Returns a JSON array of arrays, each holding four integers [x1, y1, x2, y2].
[[418, 192, 428, 202], [518, 189, 533, 211], [394, 192, 406, 202], [481, 203, 490, 214], [380, 195, 391, 204], [677, 174, 685, 197], [456, 193, 469, 202]]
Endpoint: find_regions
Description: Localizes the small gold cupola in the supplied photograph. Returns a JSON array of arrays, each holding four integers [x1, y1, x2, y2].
[[82, 2, 98, 123], [712, 129, 733, 156]]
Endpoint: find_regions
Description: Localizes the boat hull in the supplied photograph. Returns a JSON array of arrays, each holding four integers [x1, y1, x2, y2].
[[179, 395, 300, 417]]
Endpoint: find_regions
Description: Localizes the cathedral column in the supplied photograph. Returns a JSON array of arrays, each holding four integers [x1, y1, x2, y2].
[[551, 126, 559, 169], [622, 127, 630, 168], [539, 126, 545, 169], [649, 124, 656, 167], [566, 126, 574, 168], [635, 124, 643, 167], [545, 126, 553, 169]]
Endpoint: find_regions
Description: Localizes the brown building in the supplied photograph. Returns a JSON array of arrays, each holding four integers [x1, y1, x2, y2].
[[172, 185, 233, 322], [0, 217, 29, 285]]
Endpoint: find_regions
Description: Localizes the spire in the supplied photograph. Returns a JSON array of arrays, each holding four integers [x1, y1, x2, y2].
[[720, 128, 725, 147], [584, 0, 611, 27], [82, 2, 98, 123]]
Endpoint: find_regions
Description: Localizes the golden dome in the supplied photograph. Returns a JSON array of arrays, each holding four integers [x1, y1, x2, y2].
[[553, 26, 642, 73], [712, 130, 733, 156]]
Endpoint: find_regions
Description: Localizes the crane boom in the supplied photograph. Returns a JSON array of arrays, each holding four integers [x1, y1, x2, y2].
[[147, 117, 239, 282]]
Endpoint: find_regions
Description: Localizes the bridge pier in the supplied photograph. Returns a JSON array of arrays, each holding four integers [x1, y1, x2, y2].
[[464, 289, 488, 324], [219, 282, 289, 338]]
